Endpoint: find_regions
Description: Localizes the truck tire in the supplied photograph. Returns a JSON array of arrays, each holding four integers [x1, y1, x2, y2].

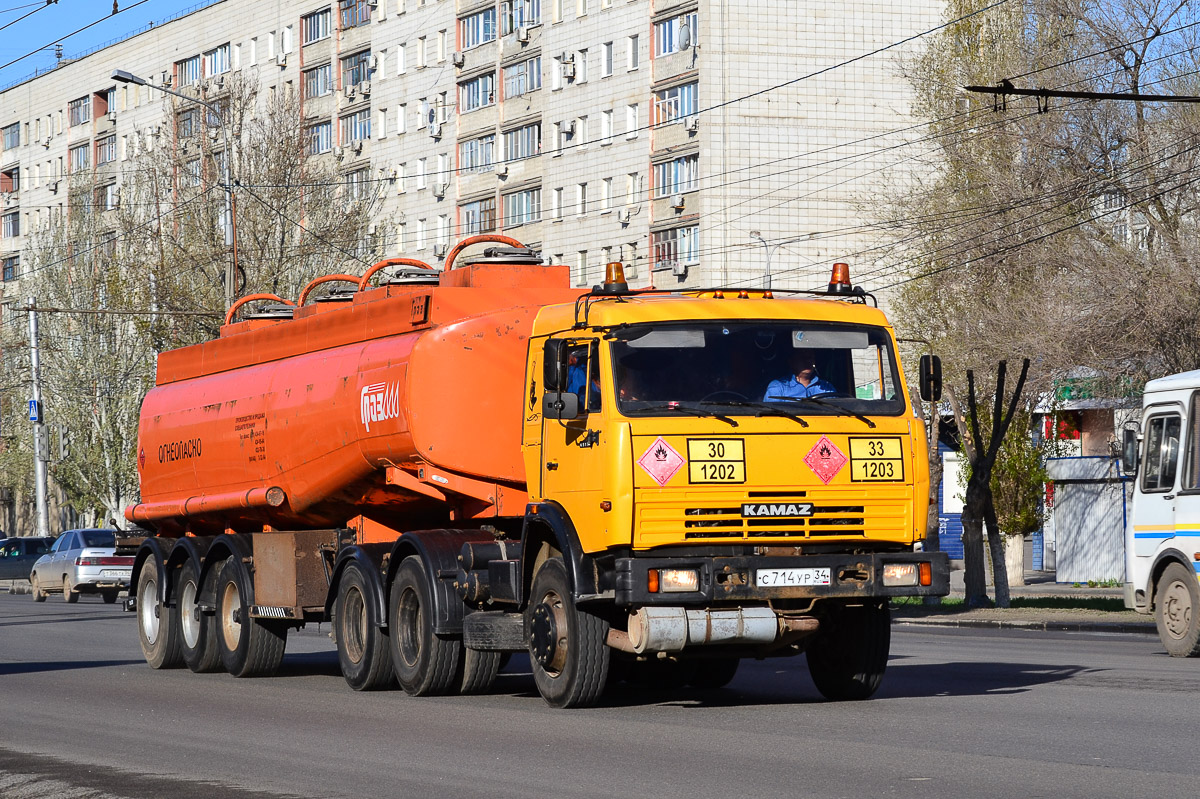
[[458, 648, 502, 695], [806, 600, 889, 701], [335, 562, 394, 691], [137, 557, 183, 669], [389, 556, 461, 695], [102, 590, 119, 604], [31, 575, 46, 602], [178, 560, 221, 673], [1155, 562, 1200, 657], [526, 557, 610, 708], [216, 559, 287, 677], [63, 576, 78, 604]]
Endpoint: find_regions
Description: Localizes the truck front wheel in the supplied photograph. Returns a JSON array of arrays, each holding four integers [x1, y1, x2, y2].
[[1155, 562, 1200, 656], [526, 557, 610, 708], [389, 556, 461, 695], [335, 562, 394, 691], [136, 557, 182, 669], [216, 560, 287, 677], [806, 600, 890, 701]]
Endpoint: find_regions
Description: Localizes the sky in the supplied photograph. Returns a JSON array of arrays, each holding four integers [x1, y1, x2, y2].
[[0, 0, 205, 88]]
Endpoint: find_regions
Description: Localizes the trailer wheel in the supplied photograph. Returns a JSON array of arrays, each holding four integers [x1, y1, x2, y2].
[[389, 556, 461, 695], [137, 557, 183, 669], [1155, 562, 1200, 657], [178, 560, 221, 673], [335, 562, 394, 691], [216, 559, 287, 677], [526, 557, 610, 708], [806, 600, 889, 701], [458, 648, 502, 695]]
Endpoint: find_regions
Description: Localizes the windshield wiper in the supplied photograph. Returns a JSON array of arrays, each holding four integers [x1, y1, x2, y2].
[[768, 395, 877, 429], [699, 400, 809, 427], [641, 404, 739, 428]]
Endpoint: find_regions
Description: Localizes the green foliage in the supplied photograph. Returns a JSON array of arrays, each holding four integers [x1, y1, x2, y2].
[[990, 410, 1050, 536]]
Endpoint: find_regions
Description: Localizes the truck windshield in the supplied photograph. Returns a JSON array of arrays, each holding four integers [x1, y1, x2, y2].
[[611, 321, 905, 418]]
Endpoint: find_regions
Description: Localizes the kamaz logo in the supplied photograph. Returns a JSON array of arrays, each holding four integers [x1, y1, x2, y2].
[[360, 381, 400, 432], [741, 502, 814, 518]]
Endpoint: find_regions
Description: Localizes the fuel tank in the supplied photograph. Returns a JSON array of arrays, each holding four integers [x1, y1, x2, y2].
[[127, 241, 582, 534]]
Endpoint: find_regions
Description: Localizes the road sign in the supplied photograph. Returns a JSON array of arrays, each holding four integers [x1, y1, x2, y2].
[[28, 400, 40, 422]]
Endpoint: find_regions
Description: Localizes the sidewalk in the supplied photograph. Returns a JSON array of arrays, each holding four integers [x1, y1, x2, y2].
[[892, 567, 1157, 636]]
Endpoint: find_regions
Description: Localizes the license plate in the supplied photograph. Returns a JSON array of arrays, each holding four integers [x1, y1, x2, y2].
[[757, 567, 831, 587], [101, 569, 131, 579]]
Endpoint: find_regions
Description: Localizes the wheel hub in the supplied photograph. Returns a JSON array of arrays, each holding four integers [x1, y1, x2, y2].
[[530, 600, 568, 673], [1164, 581, 1193, 639]]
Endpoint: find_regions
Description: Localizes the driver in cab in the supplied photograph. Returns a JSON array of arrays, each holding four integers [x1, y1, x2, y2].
[[765, 348, 837, 401]]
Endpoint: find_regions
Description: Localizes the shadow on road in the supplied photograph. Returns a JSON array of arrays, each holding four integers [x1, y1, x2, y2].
[[0, 659, 145, 675], [878, 660, 1091, 698]]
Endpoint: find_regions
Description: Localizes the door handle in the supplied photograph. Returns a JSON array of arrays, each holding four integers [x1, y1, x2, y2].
[[1165, 494, 1176, 500]]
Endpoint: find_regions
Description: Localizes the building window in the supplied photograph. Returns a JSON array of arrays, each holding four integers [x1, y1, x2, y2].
[[1, 123, 18, 150], [307, 121, 332, 154], [2, 254, 17, 280], [68, 143, 89, 172], [95, 135, 117, 165], [503, 123, 540, 161], [627, 171, 644, 203], [0, 167, 18, 192], [461, 197, 497, 235], [627, 33, 640, 70], [1, 212, 18, 239], [178, 108, 199, 138], [576, 182, 587, 215], [68, 96, 90, 127], [574, 249, 588, 286], [182, 159, 202, 187], [501, 0, 541, 33], [459, 72, 496, 113], [602, 41, 613, 77], [345, 167, 370, 200], [503, 188, 541, 226], [652, 225, 699, 269], [600, 109, 613, 143], [340, 109, 371, 143], [504, 56, 542, 98], [653, 153, 698, 197], [458, 134, 495, 173], [654, 12, 697, 57], [303, 7, 332, 44], [653, 82, 697, 124], [176, 55, 201, 86], [601, 176, 612, 210], [102, 182, 119, 210], [304, 64, 333, 98], [342, 50, 372, 87], [203, 43, 231, 76], [626, 103, 639, 137], [339, 0, 371, 29], [460, 7, 498, 49], [576, 48, 588, 82]]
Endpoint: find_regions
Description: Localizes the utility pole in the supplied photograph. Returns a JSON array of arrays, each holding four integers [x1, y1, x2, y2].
[[27, 298, 50, 538]]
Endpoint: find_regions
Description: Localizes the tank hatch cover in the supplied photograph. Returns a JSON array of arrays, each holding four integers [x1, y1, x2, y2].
[[460, 245, 544, 266], [243, 303, 296, 319], [312, 287, 358, 303], [383, 266, 442, 285]]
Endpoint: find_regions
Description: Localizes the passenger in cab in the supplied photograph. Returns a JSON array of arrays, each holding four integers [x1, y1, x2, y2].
[[764, 348, 837, 401]]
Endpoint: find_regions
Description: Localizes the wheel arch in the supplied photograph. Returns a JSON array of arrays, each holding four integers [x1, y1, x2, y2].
[[131, 536, 177, 604], [519, 502, 600, 610], [1150, 548, 1198, 609], [197, 534, 254, 609], [385, 529, 495, 635]]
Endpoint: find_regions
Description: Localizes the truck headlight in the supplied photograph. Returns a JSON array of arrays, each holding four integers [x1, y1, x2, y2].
[[882, 563, 918, 586], [649, 568, 700, 593]]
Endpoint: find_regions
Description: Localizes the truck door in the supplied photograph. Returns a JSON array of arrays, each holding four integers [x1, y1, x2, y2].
[[540, 338, 609, 548], [1133, 407, 1183, 558]]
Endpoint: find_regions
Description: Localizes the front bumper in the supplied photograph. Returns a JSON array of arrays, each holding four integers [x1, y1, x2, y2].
[[614, 551, 950, 606]]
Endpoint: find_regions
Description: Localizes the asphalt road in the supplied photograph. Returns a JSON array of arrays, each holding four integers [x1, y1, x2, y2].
[[0, 591, 1194, 799]]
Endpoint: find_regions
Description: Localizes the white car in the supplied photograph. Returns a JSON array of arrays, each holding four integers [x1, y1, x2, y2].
[[30, 529, 134, 603]]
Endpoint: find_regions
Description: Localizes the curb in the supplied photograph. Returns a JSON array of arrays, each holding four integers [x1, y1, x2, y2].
[[5, 582, 31, 596], [895, 617, 1157, 636]]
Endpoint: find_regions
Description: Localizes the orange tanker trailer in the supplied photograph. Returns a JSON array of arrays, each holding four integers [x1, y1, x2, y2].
[[128, 234, 949, 707]]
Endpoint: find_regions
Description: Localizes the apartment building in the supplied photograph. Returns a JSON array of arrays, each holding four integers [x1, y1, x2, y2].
[[0, 0, 938, 303]]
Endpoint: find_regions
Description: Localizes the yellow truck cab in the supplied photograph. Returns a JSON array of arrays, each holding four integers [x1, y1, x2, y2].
[[516, 265, 949, 705]]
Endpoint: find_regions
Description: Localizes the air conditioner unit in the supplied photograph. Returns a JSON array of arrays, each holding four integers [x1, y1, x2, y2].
[[616, 207, 631, 223], [433, 243, 448, 257], [429, 121, 442, 138], [494, 162, 508, 177], [107, 111, 117, 123], [351, 140, 363, 155], [562, 62, 576, 80], [49, 181, 59, 194], [684, 115, 699, 132], [452, 51, 465, 67], [562, 119, 575, 136], [516, 26, 530, 43], [276, 51, 288, 67], [671, 262, 687, 277], [370, 53, 381, 71], [432, 180, 448, 198], [345, 85, 357, 101], [560, 52, 574, 63], [162, 75, 173, 87], [333, 145, 345, 160], [361, 80, 371, 97], [671, 193, 685, 210]]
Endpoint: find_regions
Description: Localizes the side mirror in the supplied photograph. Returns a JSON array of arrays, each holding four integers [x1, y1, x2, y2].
[[543, 391, 580, 420], [919, 354, 942, 402], [1122, 428, 1139, 475], [543, 339, 570, 392]]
